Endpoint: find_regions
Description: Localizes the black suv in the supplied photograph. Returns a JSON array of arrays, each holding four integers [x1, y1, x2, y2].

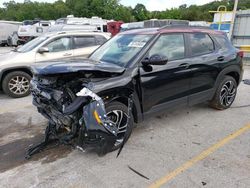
[[30, 26, 244, 155]]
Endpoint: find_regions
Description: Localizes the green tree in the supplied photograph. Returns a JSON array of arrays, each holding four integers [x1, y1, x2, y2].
[[132, 3, 149, 21], [179, 4, 187, 9], [113, 5, 135, 22], [1, 0, 250, 22]]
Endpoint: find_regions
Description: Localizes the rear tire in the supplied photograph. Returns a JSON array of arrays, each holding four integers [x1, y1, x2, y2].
[[105, 101, 134, 151], [209, 76, 237, 110], [2, 71, 32, 98]]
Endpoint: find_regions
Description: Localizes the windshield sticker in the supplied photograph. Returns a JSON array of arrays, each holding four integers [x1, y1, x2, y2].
[[128, 41, 146, 48]]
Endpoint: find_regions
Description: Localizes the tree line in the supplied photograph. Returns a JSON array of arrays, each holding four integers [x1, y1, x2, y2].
[[0, 0, 250, 23]]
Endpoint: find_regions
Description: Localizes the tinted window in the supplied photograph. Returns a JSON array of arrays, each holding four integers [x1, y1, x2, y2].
[[149, 34, 185, 61], [46, 37, 72, 52], [95, 35, 108, 45], [189, 33, 214, 56], [41, 23, 50, 27], [73, 36, 97, 49], [213, 35, 232, 50]]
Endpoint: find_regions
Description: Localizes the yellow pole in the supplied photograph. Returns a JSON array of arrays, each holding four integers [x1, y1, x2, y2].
[[217, 6, 227, 31]]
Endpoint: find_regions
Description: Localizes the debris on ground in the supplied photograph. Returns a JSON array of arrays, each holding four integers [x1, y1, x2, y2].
[[128, 165, 150, 180], [243, 79, 250, 85], [202, 181, 207, 186]]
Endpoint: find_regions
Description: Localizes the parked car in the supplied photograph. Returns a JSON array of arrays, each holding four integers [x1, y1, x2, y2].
[[30, 26, 244, 155], [0, 31, 110, 98]]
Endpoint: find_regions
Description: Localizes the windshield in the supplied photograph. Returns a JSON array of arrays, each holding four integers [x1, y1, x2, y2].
[[17, 36, 49, 53], [89, 34, 153, 67]]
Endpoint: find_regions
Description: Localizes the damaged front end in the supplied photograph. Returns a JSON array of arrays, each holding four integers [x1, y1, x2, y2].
[[27, 61, 133, 158], [76, 87, 120, 155]]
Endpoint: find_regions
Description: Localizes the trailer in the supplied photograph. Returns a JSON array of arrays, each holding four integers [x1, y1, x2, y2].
[[47, 24, 99, 32], [120, 19, 189, 32], [55, 16, 109, 32], [107, 21, 124, 36], [0, 21, 21, 46], [16, 20, 53, 44]]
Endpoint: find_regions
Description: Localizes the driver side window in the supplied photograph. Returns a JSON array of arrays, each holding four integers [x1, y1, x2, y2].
[[149, 34, 185, 61], [46, 37, 72, 52]]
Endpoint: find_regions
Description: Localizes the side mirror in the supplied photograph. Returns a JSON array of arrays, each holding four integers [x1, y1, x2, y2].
[[38, 47, 49, 54], [142, 54, 168, 66]]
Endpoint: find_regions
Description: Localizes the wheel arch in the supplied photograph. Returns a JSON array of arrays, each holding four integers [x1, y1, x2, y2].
[[215, 65, 242, 89], [101, 89, 142, 124], [225, 71, 240, 85]]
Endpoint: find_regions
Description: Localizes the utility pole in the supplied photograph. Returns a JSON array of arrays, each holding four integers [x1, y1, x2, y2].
[[229, 0, 239, 40]]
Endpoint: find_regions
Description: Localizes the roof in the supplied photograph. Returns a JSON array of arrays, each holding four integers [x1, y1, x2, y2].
[[42, 30, 110, 38], [121, 26, 224, 35], [0, 20, 22, 25]]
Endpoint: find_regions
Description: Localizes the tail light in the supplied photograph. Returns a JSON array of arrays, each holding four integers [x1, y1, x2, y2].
[[238, 51, 244, 58]]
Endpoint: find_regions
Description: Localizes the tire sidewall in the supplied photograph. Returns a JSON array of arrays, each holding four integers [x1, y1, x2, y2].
[[211, 76, 237, 110]]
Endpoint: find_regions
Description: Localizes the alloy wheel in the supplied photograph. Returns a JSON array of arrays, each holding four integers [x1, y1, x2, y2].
[[219, 80, 236, 107], [106, 110, 128, 146], [8, 76, 30, 95]]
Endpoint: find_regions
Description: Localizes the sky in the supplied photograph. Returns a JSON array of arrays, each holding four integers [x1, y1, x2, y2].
[[0, 0, 215, 11]]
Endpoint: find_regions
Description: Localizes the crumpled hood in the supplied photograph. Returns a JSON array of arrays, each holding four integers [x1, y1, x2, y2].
[[31, 58, 125, 76]]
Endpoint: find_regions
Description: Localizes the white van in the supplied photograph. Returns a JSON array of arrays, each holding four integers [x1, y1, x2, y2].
[[0, 21, 21, 46]]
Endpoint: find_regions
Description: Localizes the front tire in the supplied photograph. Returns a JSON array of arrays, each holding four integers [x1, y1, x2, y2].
[[106, 101, 134, 151], [2, 71, 32, 98], [209, 76, 237, 110]]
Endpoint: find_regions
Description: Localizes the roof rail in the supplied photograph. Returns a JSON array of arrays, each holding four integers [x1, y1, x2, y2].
[[56, 30, 100, 34], [57, 31, 66, 35], [158, 24, 211, 31]]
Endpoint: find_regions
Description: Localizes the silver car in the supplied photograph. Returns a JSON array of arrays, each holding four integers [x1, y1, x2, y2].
[[0, 31, 110, 98]]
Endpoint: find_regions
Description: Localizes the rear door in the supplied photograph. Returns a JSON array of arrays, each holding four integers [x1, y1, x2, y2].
[[186, 32, 220, 105], [72, 35, 100, 58], [140, 33, 193, 113], [35, 36, 74, 62]]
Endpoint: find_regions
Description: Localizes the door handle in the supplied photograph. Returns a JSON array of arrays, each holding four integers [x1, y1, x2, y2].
[[179, 63, 190, 69], [63, 53, 72, 56], [217, 56, 225, 61]]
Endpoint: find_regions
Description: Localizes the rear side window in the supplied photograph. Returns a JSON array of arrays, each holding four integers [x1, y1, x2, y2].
[[189, 33, 214, 56], [213, 35, 232, 50], [148, 34, 185, 61], [73, 36, 97, 49], [95, 35, 108, 45]]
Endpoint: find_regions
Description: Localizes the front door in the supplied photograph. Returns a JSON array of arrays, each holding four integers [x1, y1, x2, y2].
[[140, 33, 192, 113], [35, 36, 74, 62]]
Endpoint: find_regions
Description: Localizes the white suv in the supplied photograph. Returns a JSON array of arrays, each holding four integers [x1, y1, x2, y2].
[[0, 31, 110, 98]]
